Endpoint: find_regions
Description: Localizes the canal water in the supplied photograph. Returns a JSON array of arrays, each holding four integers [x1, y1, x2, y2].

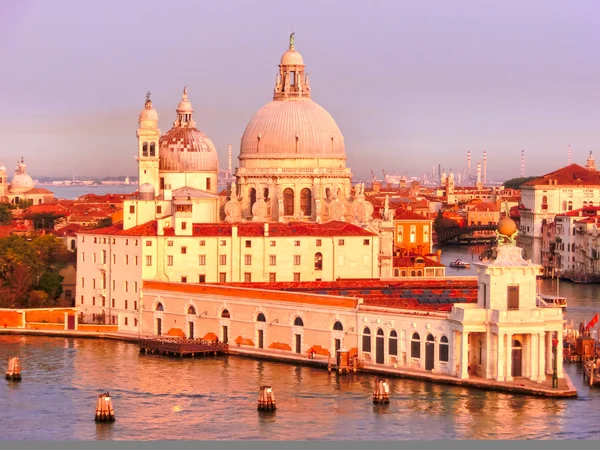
[[1, 244, 599, 441]]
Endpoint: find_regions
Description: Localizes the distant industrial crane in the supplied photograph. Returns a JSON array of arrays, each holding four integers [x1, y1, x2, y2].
[[370, 170, 377, 182], [382, 170, 389, 189]]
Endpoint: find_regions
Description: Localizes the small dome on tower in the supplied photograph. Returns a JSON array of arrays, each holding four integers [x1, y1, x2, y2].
[[281, 48, 304, 66], [10, 159, 34, 193], [138, 182, 155, 201], [176, 86, 193, 114], [139, 92, 159, 128]]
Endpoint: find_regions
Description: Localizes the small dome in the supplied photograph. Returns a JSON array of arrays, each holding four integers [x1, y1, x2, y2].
[[177, 86, 193, 113], [498, 217, 518, 237], [281, 48, 304, 66], [139, 100, 159, 122], [159, 128, 218, 172], [10, 173, 34, 193], [139, 182, 155, 193], [139, 183, 155, 201]]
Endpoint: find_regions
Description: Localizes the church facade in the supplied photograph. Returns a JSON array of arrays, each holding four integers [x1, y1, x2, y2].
[[0, 159, 54, 205]]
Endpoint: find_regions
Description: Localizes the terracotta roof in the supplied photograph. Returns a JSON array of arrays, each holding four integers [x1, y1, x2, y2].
[[77, 220, 376, 238], [469, 203, 500, 212], [522, 164, 600, 187], [556, 206, 600, 217], [143, 281, 359, 309], [393, 255, 445, 268], [393, 209, 432, 221]]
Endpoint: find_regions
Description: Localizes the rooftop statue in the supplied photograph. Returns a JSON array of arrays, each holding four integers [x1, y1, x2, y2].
[[290, 32, 295, 48]]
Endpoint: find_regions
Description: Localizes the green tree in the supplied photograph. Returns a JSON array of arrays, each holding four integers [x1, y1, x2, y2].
[[92, 217, 112, 229], [433, 210, 461, 235], [503, 176, 538, 190], [36, 271, 64, 301], [0, 204, 12, 225], [24, 212, 65, 230]]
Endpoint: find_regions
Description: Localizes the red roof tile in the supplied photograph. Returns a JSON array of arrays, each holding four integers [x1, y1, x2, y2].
[[522, 164, 600, 187]]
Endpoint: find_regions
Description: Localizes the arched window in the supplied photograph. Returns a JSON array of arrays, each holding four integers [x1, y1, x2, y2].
[[249, 188, 257, 212], [397, 230, 403, 243], [156, 303, 164, 311], [263, 188, 269, 200], [423, 229, 429, 243], [326, 188, 331, 199], [70, 240, 76, 250], [150, 142, 156, 157], [541, 195, 548, 210], [283, 188, 294, 216], [362, 327, 371, 353], [314, 252, 323, 271], [401, 270, 407, 277], [142, 142, 148, 157], [300, 188, 312, 216], [257, 313, 266, 322], [394, 269, 399, 277], [583, 201, 588, 207], [294, 317, 304, 327], [221, 309, 230, 318], [389, 330, 398, 356], [590, 201, 594, 206], [337, 188, 342, 198], [568, 201, 573, 211], [410, 230, 416, 243], [333, 321, 343, 331], [411, 332, 420, 358], [187, 306, 196, 315], [439, 335, 449, 362], [417, 270, 423, 277]]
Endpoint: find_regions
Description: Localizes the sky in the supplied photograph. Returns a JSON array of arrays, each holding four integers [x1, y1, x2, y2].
[[0, 0, 599, 182]]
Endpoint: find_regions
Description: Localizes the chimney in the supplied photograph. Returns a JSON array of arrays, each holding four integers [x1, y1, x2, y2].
[[483, 150, 487, 185], [467, 151, 471, 170], [476, 162, 482, 186]]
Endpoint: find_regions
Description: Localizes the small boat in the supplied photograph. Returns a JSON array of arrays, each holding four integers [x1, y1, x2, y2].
[[449, 259, 470, 269], [583, 360, 600, 387], [536, 294, 567, 309]]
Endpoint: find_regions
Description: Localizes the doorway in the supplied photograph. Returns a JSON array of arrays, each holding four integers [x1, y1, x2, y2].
[[425, 334, 435, 371], [222, 325, 228, 344], [295, 334, 301, 354], [512, 339, 522, 377], [258, 330, 264, 349], [157, 318, 162, 336], [376, 329, 385, 364], [188, 321, 194, 340], [67, 315, 75, 330]]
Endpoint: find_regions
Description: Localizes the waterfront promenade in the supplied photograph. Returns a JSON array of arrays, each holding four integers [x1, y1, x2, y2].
[[0, 327, 577, 398]]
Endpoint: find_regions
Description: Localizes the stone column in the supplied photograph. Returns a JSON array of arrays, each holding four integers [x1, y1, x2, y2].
[[546, 332, 552, 375], [496, 332, 505, 381], [460, 331, 469, 379], [537, 331, 546, 382], [75, 313, 79, 331], [64, 313, 68, 330], [529, 333, 538, 381], [505, 332, 513, 381], [557, 328, 564, 378]]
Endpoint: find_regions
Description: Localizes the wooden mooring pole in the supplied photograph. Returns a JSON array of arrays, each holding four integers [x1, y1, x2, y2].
[[257, 385, 276, 411], [5, 357, 21, 381], [373, 378, 390, 405], [95, 392, 116, 422]]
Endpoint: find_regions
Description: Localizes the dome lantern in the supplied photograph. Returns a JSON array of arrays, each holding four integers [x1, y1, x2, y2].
[[274, 33, 310, 100], [138, 91, 159, 130]]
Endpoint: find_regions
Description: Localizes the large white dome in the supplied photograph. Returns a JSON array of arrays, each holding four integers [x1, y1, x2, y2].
[[11, 173, 34, 193]]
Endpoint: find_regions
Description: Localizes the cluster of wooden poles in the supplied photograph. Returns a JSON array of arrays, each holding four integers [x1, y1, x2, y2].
[[373, 378, 390, 404], [5, 357, 21, 381]]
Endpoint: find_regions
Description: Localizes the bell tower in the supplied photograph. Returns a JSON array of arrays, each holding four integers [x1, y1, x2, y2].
[[137, 91, 161, 196]]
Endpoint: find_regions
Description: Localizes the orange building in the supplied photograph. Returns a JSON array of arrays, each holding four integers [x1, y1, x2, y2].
[[466, 202, 500, 226], [393, 209, 433, 255]]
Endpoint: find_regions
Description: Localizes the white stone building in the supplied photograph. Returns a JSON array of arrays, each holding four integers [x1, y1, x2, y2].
[[0, 158, 54, 205], [519, 157, 600, 263]]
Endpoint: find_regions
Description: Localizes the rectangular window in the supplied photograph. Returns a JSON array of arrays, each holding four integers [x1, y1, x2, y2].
[[199, 255, 206, 265], [134, 301, 137, 310], [220, 240, 226, 246], [112, 254, 116, 264], [112, 280, 115, 290], [129, 205, 135, 214], [269, 255, 276, 266], [135, 240, 138, 246], [245, 240, 252, 248], [65, 290, 72, 300], [181, 246, 187, 254], [93, 279, 96, 289], [125, 281, 128, 292], [363, 239, 370, 245], [146, 255, 152, 266], [245, 255, 252, 265], [157, 205, 162, 214], [507, 285, 519, 310], [102, 250, 107, 264], [112, 298, 115, 308], [294, 240, 300, 247], [316, 239, 322, 247], [483, 284, 487, 308], [125, 300, 128, 309], [82, 252, 85, 262], [181, 276, 187, 283], [199, 240, 206, 246], [160, 178, 165, 190], [206, 178, 211, 190], [294, 255, 301, 265], [92, 297, 96, 306], [293, 272, 300, 282], [80, 295, 84, 305], [219, 272, 226, 283], [168, 240, 173, 246], [135, 256, 139, 265], [124, 317, 128, 326], [134, 318, 138, 327], [181, 221, 187, 230], [167, 255, 174, 266], [338, 239, 345, 246], [125, 239, 128, 245], [199, 275, 206, 283], [146, 240, 152, 246], [81, 277, 85, 288], [220, 255, 227, 265], [270, 240, 276, 247], [134, 282, 138, 293], [101, 297, 105, 307], [269, 272, 276, 283], [244, 272, 252, 282], [93, 253, 97, 263], [125, 255, 129, 265]]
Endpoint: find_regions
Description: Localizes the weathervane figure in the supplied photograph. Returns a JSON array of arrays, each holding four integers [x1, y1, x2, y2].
[[290, 32, 295, 48]]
